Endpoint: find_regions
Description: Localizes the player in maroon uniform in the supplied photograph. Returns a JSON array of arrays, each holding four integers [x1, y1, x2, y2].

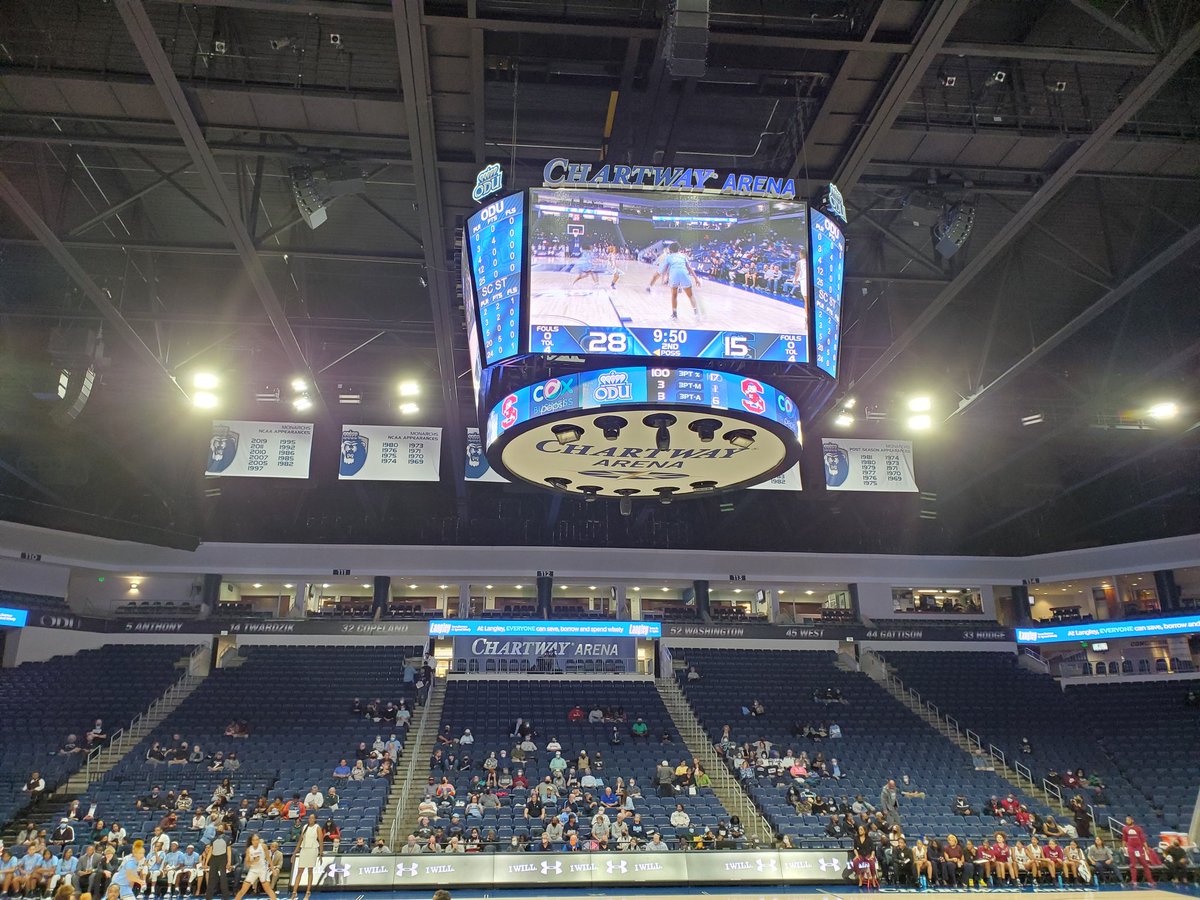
[[1121, 816, 1156, 886]]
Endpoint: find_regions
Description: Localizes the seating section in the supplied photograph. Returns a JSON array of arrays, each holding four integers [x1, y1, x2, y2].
[[28, 645, 421, 856], [426, 680, 726, 845], [0, 645, 186, 827], [0, 590, 70, 613], [884, 651, 1197, 831], [676, 648, 1050, 848]]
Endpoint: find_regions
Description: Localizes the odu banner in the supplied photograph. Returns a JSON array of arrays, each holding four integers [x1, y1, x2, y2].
[[318, 849, 852, 889], [822, 438, 918, 492], [206, 420, 313, 478], [339, 425, 442, 481]]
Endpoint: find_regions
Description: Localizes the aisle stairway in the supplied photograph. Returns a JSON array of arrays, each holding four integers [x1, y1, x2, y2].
[[381, 677, 444, 846], [655, 676, 773, 843]]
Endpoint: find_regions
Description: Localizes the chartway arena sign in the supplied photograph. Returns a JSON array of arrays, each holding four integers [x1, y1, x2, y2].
[[543, 157, 797, 200]]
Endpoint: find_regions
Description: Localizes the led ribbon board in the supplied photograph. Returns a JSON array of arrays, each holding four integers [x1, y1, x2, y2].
[[1016, 615, 1200, 645], [0, 606, 29, 628], [429, 619, 661, 638], [485, 366, 802, 499]]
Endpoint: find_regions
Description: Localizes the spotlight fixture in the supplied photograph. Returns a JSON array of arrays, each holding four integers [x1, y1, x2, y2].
[[193, 372, 219, 390], [907, 414, 932, 430], [1147, 401, 1178, 420], [690, 480, 717, 492], [398, 381, 420, 397], [724, 429, 756, 449], [644, 414, 676, 451], [552, 423, 585, 444], [213, 40, 227, 55], [546, 476, 572, 489], [655, 486, 679, 505], [842, 397, 856, 409], [398, 402, 419, 415], [940, 74, 956, 87], [578, 485, 601, 502], [834, 413, 854, 428], [688, 418, 722, 443], [986, 69, 1006, 86], [615, 488, 637, 517], [193, 392, 219, 409], [908, 396, 932, 412], [594, 415, 627, 441], [292, 395, 312, 412], [329, 32, 341, 46], [291, 378, 308, 392], [1049, 80, 1067, 92]]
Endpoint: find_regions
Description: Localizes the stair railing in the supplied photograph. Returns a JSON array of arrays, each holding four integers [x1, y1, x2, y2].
[[388, 679, 438, 849]]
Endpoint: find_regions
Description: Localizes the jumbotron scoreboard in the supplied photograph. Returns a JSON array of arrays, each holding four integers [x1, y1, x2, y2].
[[462, 159, 847, 500]]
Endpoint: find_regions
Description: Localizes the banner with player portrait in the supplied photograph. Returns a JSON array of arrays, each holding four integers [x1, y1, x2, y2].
[[338, 425, 442, 481], [465, 427, 508, 482], [205, 420, 313, 479], [821, 439, 918, 492]]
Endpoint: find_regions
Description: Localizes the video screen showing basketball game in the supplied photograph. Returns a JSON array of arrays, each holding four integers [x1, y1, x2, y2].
[[527, 189, 809, 362]]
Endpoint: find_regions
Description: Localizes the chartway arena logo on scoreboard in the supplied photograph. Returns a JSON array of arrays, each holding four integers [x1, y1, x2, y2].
[[543, 157, 796, 200]]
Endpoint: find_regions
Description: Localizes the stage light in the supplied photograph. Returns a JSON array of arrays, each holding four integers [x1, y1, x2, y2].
[[579, 485, 600, 502], [688, 418, 721, 443], [398, 402, 419, 415], [908, 414, 932, 430], [655, 486, 679, 505], [645, 414, 676, 451], [560, 585, 569, 590], [616, 488, 637, 516], [291, 378, 308, 392], [193, 392, 219, 409], [398, 381, 420, 397], [595, 416, 627, 441], [1148, 401, 1178, 420], [660, 587, 669, 592], [725, 429, 756, 449], [908, 396, 932, 412], [552, 423, 584, 444], [193, 372, 219, 390], [842, 397, 856, 409], [546, 476, 572, 489], [690, 480, 717, 492], [834, 413, 854, 428], [293, 395, 312, 412]]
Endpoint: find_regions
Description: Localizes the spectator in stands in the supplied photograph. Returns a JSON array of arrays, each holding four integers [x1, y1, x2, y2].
[[952, 795, 973, 817], [630, 718, 649, 740], [670, 805, 690, 844], [1020, 737, 1033, 755], [25, 771, 47, 807], [86, 720, 108, 747], [1041, 815, 1064, 839], [1069, 795, 1092, 838], [1162, 837, 1189, 884], [898, 774, 924, 799], [749, 699, 765, 717], [587, 706, 604, 724], [880, 779, 900, 826], [51, 819, 76, 852]]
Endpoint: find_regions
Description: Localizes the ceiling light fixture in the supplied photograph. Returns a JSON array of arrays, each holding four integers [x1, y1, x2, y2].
[[907, 414, 931, 430], [193, 372, 219, 390], [398, 381, 420, 397], [1147, 401, 1178, 420], [908, 396, 932, 412], [193, 392, 219, 409]]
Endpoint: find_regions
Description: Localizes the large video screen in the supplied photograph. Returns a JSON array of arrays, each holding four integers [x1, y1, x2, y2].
[[528, 189, 809, 362], [466, 193, 525, 366], [810, 208, 845, 378]]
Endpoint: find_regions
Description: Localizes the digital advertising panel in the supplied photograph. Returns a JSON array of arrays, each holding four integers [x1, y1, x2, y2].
[[1016, 615, 1200, 645], [528, 189, 809, 363], [466, 192, 525, 366], [810, 207, 845, 378]]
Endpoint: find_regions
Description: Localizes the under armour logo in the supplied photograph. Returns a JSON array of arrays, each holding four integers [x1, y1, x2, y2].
[[755, 858, 778, 872], [819, 857, 845, 871], [541, 861, 562, 875], [395, 863, 419, 877], [323, 863, 349, 878], [606, 860, 627, 874]]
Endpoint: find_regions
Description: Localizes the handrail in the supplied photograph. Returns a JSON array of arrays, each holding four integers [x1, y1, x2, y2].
[[965, 728, 982, 751], [1042, 777, 1065, 810], [388, 679, 437, 849]]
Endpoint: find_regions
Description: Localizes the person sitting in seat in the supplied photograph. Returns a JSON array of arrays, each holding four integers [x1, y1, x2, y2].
[[587, 706, 604, 724], [567, 705, 584, 722], [952, 795, 974, 817], [630, 718, 649, 740]]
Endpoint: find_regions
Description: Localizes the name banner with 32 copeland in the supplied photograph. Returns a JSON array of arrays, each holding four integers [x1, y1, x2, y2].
[[316, 849, 853, 889]]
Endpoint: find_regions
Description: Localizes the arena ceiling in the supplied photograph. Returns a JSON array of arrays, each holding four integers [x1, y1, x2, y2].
[[0, 0, 1197, 557]]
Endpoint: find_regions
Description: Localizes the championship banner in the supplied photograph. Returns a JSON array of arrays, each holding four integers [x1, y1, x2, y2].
[[822, 438, 918, 492], [465, 427, 507, 482], [205, 420, 313, 479], [338, 425, 442, 481], [748, 464, 802, 491]]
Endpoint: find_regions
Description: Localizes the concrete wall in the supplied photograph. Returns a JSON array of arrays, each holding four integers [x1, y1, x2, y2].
[[0, 557, 70, 598], [66, 570, 199, 615]]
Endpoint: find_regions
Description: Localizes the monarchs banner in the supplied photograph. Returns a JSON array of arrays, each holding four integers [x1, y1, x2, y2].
[[205, 420, 313, 478], [821, 438, 918, 492], [338, 425, 442, 481], [465, 427, 508, 482]]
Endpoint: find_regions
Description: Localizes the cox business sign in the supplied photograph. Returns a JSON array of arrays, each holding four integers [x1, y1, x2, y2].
[[485, 366, 802, 499], [430, 619, 659, 639], [1016, 615, 1200, 645]]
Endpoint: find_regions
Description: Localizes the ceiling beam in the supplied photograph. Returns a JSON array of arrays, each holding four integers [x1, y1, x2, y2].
[[115, 0, 322, 407], [0, 236, 424, 264], [834, 0, 975, 195], [0, 169, 188, 399], [950, 222, 1200, 418], [848, 19, 1200, 394], [391, 0, 465, 493]]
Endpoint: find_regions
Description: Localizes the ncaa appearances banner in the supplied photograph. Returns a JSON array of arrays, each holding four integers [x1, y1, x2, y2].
[[748, 464, 802, 491], [206, 420, 313, 478], [465, 427, 507, 482], [339, 425, 441, 481], [822, 438, 917, 492], [317, 849, 851, 889]]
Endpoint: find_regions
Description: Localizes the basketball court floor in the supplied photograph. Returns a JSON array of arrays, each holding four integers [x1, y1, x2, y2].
[[529, 258, 809, 335], [306, 886, 1196, 900]]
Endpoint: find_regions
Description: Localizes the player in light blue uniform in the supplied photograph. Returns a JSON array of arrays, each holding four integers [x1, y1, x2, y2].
[[654, 242, 701, 320], [50, 847, 80, 893], [113, 840, 147, 900]]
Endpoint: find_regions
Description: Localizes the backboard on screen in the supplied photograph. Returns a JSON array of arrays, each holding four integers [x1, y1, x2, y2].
[[527, 189, 809, 363]]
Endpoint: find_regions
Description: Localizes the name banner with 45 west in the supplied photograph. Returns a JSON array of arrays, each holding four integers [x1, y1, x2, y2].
[[822, 438, 918, 492], [339, 425, 442, 481]]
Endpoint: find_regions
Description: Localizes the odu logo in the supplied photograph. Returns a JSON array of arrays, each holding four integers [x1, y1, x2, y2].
[[593, 370, 633, 403], [339, 429, 369, 477], [540, 861, 562, 875]]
